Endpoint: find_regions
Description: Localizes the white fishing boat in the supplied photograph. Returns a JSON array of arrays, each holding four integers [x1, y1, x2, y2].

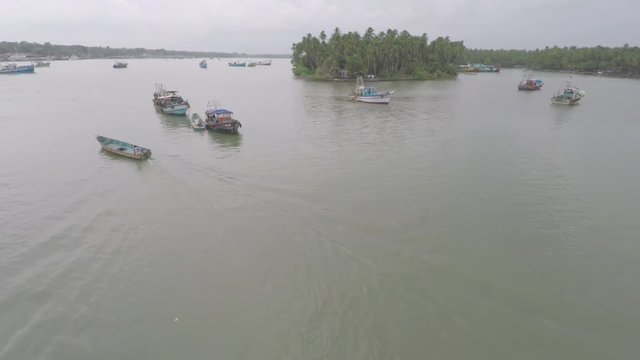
[[551, 80, 586, 105], [152, 83, 190, 115], [256, 60, 272, 66], [190, 112, 206, 130], [350, 76, 394, 104]]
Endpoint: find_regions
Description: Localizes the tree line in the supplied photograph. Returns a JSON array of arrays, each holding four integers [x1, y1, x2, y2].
[[464, 45, 640, 76], [0, 41, 288, 60], [291, 28, 465, 80]]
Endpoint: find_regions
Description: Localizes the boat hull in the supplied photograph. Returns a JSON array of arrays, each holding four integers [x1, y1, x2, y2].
[[161, 104, 190, 115], [551, 97, 581, 105], [355, 95, 392, 104], [206, 121, 242, 134], [96, 135, 151, 160], [0, 65, 35, 74]]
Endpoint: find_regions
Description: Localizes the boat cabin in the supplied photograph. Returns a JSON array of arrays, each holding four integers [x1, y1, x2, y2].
[[205, 109, 234, 123]]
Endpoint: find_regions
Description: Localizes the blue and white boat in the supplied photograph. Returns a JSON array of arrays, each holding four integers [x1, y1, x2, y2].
[[152, 84, 190, 115], [228, 61, 246, 67], [199, 59, 207, 68], [351, 76, 394, 104], [0, 63, 35, 74]]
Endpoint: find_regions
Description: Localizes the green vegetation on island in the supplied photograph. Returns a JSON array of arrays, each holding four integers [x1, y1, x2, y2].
[[291, 28, 465, 80], [465, 45, 640, 77], [0, 41, 289, 60]]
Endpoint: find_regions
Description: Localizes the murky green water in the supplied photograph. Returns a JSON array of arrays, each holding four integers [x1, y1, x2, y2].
[[1, 60, 639, 359]]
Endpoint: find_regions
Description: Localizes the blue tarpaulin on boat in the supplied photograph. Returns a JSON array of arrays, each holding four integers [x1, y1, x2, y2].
[[205, 109, 233, 115]]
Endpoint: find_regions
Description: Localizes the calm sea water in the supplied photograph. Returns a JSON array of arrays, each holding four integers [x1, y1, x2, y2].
[[1, 60, 639, 359]]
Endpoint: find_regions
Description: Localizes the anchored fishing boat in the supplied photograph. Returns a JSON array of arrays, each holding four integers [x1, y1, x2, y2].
[[113, 61, 128, 69], [351, 76, 394, 104], [204, 101, 242, 133], [551, 80, 586, 105], [191, 113, 206, 130], [33, 61, 51, 67], [96, 135, 151, 160], [256, 60, 272, 66], [152, 84, 190, 115], [228, 61, 246, 67], [518, 76, 544, 90], [199, 59, 208, 68], [247, 61, 256, 67], [0, 63, 35, 74]]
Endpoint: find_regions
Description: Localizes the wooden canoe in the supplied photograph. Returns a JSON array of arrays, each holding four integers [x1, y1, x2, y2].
[[96, 135, 151, 160]]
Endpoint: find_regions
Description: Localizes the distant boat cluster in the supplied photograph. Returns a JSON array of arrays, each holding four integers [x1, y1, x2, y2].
[[153, 88, 243, 134], [459, 63, 501, 73], [228, 59, 271, 67]]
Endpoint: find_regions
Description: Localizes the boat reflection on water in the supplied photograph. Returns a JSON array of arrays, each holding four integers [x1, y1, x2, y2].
[[208, 131, 242, 149], [158, 112, 191, 129]]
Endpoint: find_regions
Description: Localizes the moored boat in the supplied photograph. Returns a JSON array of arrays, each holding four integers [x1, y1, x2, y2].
[[191, 112, 206, 130], [350, 75, 394, 104], [458, 63, 500, 73], [33, 61, 51, 67], [204, 101, 242, 133], [518, 77, 544, 90], [228, 61, 246, 67], [0, 63, 35, 74], [256, 60, 272, 66], [199, 59, 208, 68], [551, 80, 586, 105], [152, 84, 190, 115], [113, 61, 128, 69], [96, 135, 151, 160], [247, 61, 256, 67]]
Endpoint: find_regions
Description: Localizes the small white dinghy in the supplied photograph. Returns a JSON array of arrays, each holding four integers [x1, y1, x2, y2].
[[191, 112, 206, 130]]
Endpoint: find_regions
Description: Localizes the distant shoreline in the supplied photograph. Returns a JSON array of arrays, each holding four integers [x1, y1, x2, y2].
[[0, 40, 291, 62], [0, 55, 291, 62]]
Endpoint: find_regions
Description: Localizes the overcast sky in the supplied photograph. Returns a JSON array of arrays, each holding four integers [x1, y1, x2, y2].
[[2, 0, 638, 53]]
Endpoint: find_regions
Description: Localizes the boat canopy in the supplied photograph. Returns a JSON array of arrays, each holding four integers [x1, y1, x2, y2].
[[206, 109, 233, 116]]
